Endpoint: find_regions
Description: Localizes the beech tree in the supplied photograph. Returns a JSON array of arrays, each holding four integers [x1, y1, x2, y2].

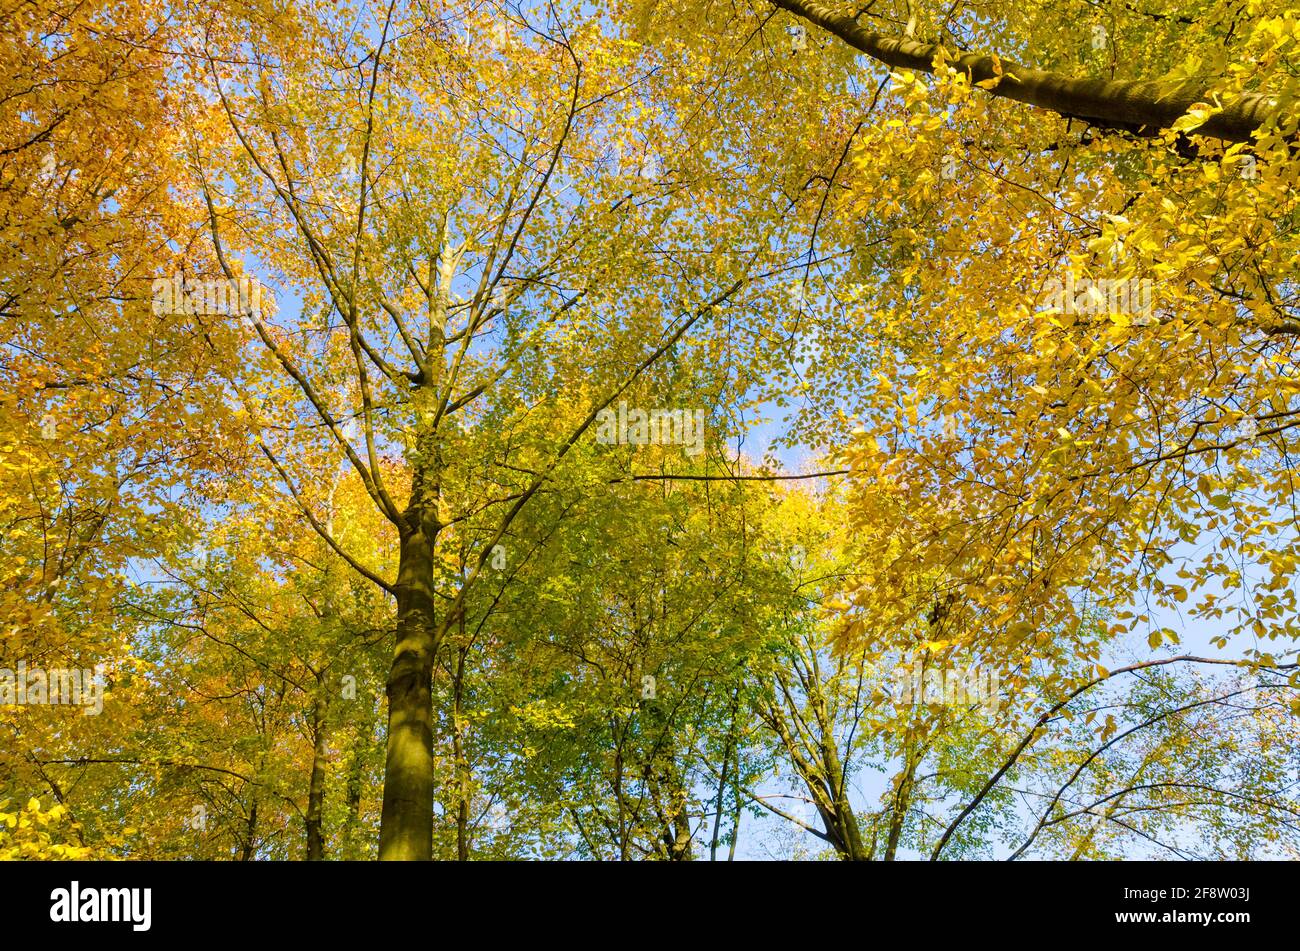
[[4, 0, 1298, 863]]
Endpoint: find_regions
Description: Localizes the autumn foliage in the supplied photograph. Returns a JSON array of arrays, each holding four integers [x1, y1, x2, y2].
[[2, 0, 1298, 860]]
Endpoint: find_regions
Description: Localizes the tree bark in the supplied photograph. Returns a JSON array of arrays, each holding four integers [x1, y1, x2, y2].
[[884, 726, 920, 861], [239, 798, 258, 861], [377, 524, 440, 860], [821, 748, 870, 860], [451, 640, 472, 862], [710, 686, 742, 860], [770, 0, 1276, 143], [304, 676, 331, 861], [341, 726, 368, 859]]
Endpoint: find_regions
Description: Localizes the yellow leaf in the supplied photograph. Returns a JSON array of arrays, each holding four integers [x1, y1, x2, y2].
[[1170, 103, 1212, 133]]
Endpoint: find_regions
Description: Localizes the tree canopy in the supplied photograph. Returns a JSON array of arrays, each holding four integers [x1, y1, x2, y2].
[[2, 0, 1298, 861]]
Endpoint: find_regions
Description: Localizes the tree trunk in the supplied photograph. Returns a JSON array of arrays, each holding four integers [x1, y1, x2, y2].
[[340, 720, 370, 859], [378, 525, 440, 860], [822, 784, 871, 860], [305, 677, 331, 860], [240, 798, 258, 861], [710, 687, 741, 861], [884, 740, 919, 861], [452, 642, 472, 862]]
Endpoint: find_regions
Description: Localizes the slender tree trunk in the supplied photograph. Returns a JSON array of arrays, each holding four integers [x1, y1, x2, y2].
[[240, 798, 258, 861], [884, 738, 919, 861], [710, 687, 741, 861], [669, 787, 693, 861], [452, 641, 471, 862], [645, 706, 693, 861], [613, 739, 630, 860], [727, 793, 741, 861], [341, 721, 369, 859], [378, 524, 440, 860], [305, 677, 331, 860]]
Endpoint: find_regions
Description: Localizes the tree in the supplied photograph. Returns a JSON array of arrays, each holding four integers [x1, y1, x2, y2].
[[5, 0, 1298, 865], [183, 0, 838, 857]]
